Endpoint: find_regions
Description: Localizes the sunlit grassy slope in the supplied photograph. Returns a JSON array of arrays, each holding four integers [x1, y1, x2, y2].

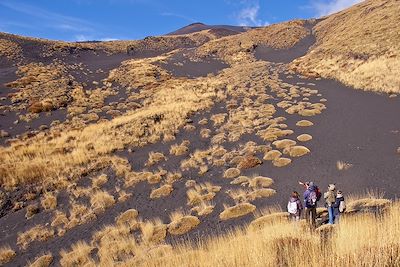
[[292, 0, 400, 94]]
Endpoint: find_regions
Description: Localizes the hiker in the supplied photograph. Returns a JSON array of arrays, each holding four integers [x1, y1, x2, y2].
[[324, 184, 336, 224], [299, 181, 321, 228], [287, 191, 303, 221], [333, 190, 346, 223]]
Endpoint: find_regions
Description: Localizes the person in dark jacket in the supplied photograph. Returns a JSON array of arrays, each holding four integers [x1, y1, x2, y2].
[[287, 191, 303, 221], [333, 190, 345, 223], [299, 181, 319, 228]]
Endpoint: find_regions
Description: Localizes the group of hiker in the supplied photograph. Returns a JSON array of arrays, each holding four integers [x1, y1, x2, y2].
[[287, 181, 346, 227]]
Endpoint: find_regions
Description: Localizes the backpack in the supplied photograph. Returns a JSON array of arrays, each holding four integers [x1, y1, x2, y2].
[[339, 200, 346, 213], [307, 191, 318, 207], [287, 201, 298, 214], [316, 187, 322, 201]]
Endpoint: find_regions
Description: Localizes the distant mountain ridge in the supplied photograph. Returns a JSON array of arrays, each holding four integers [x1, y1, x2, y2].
[[166, 22, 251, 36]]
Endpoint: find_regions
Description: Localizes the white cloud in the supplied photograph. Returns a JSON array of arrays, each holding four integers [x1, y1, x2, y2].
[[74, 34, 93, 42], [74, 35, 119, 42], [99, 37, 119, 41], [235, 0, 268, 27], [312, 0, 364, 17]]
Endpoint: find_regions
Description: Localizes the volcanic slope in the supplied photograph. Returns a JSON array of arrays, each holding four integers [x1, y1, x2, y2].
[[0, 0, 399, 266]]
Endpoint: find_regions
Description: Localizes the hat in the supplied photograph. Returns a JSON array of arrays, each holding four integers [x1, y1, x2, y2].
[[328, 184, 336, 191], [337, 190, 343, 197]]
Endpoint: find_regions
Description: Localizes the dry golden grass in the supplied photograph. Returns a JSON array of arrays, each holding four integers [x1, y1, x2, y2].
[[17, 225, 55, 250], [116, 209, 139, 229], [219, 203, 256, 220], [129, 201, 400, 267], [0, 246, 16, 265], [0, 54, 227, 188], [183, 124, 196, 132], [336, 160, 353, 171], [249, 212, 290, 230], [141, 219, 168, 244], [200, 128, 211, 138], [191, 201, 215, 217], [296, 120, 313, 127], [237, 156, 262, 169], [168, 214, 200, 235], [272, 157, 292, 167], [6, 62, 73, 113], [46, 189, 398, 266], [297, 133, 312, 142], [0, 38, 22, 60], [92, 174, 108, 188], [170, 141, 190, 156], [41, 193, 57, 210], [90, 190, 115, 214], [223, 168, 241, 179], [25, 204, 39, 219], [291, 0, 400, 94], [196, 20, 309, 64], [28, 253, 53, 267], [92, 224, 137, 264], [147, 152, 167, 166], [248, 176, 274, 188], [210, 113, 227, 126], [263, 150, 282, 161], [150, 184, 173, 199], [248, 188, 276, 201], [51, 211, 69, 228], [118, 190, 132, 202], [66, 203, 96, 229], [230, 176, 250, 185], [187, 182, 220, 208], [346, 197, 391, 213], [60, 241, 95, 267], [273, 139, 297, 150], [288, 145, 311, 157]]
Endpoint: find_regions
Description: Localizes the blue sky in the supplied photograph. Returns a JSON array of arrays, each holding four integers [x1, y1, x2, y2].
[[0, 0, 362, 41]]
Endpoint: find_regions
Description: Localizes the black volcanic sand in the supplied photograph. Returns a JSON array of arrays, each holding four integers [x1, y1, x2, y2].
[[1, 29, 400, 265], [3, 68, 399, 266], [159, 49, 229, 78], [254, 21, 316, 63], [0, 48, 135, 143], [64, 50, 134, 90]]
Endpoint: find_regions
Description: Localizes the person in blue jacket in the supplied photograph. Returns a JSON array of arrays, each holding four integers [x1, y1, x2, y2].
[[299, 181, 321, 228]]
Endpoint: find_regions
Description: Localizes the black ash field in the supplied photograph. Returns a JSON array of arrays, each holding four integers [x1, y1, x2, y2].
[[0, 0, 399, 266]]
